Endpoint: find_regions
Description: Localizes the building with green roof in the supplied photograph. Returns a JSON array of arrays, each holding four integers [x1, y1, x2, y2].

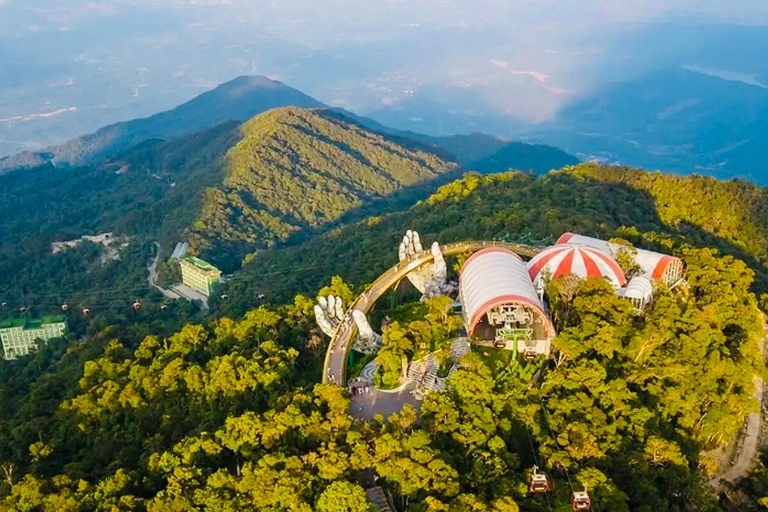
[[0, 316, 67, 360], [179, 255, 221, 297]]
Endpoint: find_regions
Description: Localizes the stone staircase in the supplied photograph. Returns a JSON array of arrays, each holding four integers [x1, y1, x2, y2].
[[408, 340, 471, 398], [424, 356, 438, 383], [407, 359, 423, 381], [450, 338, 471, 362]]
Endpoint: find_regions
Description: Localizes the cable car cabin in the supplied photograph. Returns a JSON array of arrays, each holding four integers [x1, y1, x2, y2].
[[572, 489, 591, 510], [61, 303, 69, 311], [529, 467, 550, 493], [523, 348, 539, 362], [132, 301, 141, 310], [82, 308, 91, 316]]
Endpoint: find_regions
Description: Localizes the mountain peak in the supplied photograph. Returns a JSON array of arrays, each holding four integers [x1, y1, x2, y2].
[[0, 77, 324, 172], [212, 75, 291, 96]]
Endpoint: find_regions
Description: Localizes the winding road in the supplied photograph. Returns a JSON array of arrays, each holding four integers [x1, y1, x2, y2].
[[323, 241, 540, 385], [147, 242, 180, 299], [710, 322, 767, 491]]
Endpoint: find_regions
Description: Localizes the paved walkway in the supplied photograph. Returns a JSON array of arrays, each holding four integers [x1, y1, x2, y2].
[[350, 380, 421, 421], [359, 361, 378, 382]]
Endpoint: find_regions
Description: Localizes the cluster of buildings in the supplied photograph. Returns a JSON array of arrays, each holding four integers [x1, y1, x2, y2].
[[0, 247, 222, 361], [458, 233, 684, 359], [51, 232, 116, 254], [0, 316, 67, 360]]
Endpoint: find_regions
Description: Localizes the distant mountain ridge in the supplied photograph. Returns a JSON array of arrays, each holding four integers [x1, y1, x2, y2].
[[0, 76, 323, 172], [534, 66, 768, 183], [0, 75, 578, 178]]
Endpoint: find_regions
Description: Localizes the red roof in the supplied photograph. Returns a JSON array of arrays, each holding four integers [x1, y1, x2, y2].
[[527, 244, 627, 289]]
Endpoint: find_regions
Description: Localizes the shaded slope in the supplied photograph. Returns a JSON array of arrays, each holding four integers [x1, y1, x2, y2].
[[330, 110, 579, 172], [467, 140, 579, 174], [0, 76, 323, 172], [218, 163, 768, 310]]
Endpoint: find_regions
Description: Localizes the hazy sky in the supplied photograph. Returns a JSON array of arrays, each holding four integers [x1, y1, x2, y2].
[[0, 0, 767, 151]]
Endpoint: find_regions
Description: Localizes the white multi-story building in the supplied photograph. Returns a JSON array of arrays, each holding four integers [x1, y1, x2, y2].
[[179, 255, 221, 297], [0, 317, 67, 360]]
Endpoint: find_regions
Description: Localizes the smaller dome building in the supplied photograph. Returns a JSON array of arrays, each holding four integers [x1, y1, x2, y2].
[[527, 244, 627, 291], [620, 276, 654, 312]]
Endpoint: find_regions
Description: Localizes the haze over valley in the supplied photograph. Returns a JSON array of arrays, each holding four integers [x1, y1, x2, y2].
[[2, 0, 768, 180]]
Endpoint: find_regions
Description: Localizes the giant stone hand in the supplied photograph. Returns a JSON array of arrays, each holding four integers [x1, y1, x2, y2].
[[398, 230, 457, 299], [314, 295, 381, 354], [351, 310, 382, 354], [314, 295, 346, 337]]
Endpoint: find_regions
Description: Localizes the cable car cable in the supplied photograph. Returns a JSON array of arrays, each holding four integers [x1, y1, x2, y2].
[[540, 398, 599, 512], [523, 422, 554, 511]]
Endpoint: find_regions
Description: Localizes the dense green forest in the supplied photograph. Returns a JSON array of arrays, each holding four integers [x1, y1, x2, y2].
[[188, 107, 457, 268], [217, 163, 768, 313], [0, 237, 764, 510], [0, 102, 579, 313], [0, 107, 459, 312], [4, 117, 768, 509]]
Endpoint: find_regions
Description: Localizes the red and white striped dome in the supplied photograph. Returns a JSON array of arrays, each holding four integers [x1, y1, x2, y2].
[[527, 244, 627, 290]]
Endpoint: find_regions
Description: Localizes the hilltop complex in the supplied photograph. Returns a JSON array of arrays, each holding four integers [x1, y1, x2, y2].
[[320, 229, 686, 391], [312, 229, 690, 509]]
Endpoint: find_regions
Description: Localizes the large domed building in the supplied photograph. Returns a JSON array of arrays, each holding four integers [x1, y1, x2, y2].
[[526, 244, 627, 291], [557, 233, 684, 287], [459, 247, 555, 356]]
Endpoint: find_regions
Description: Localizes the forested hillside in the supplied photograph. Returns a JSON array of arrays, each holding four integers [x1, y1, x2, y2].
[[218, 163, 768, 311], [0, 240, 763, 511], [2, 162, 768, 510], [383, 130, 580, 175], [188, 107, 457, 268], [466, 140, 579, 175], [0, 107, 457, 313]]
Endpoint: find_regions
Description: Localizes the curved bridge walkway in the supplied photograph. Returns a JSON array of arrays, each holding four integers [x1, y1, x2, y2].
[[323, 241, 540, 386]]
